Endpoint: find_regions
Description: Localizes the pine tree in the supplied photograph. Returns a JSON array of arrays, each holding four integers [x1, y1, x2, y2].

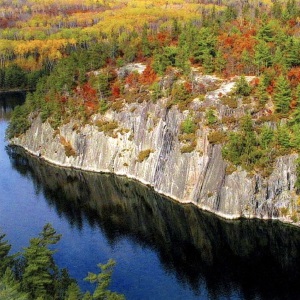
[[235, 76, 251, 96], [0, 269, 28, 300], [193, 27, 216, 64], [84, 259, 125, 300], [256, 75, 269, 106], [141, 24, 151, 57], [22, 224, 61, 299], [277, 125, 291, 149], [214, 50, 226, 74], [0, 234, 13, 277], [273, 47, 286, 69], [254, 40, 272, 71], [274, 75, 291, 113], [259, 125, 274, 149], [272, 0, 283, 18], [285, 38, 300, 68], [64, 282, 82, 300]]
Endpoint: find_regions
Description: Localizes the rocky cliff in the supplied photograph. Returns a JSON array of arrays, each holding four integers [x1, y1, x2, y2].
[[10, 77, 300, 224]]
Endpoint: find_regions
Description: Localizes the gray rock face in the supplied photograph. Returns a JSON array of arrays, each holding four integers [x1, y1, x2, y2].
[[11, 98, 299, 224]]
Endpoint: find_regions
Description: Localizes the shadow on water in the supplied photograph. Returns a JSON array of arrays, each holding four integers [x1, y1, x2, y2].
[[0, 92, 26, 120], [6, 146, 300, 300]]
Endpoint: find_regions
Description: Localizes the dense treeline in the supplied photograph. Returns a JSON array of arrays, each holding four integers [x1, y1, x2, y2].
[[6, 0, 300, 180], [0, 224, 125, 300], [0, 0, 299, 73], [0, 64, 47, 90]]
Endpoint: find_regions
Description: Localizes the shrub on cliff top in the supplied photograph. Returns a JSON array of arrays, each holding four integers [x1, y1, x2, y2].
[[6, 105, 30, 139], [180, 116, 196, 134]]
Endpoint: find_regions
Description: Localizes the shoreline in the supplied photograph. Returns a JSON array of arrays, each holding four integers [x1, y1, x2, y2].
[[10, 142, 298, 228]]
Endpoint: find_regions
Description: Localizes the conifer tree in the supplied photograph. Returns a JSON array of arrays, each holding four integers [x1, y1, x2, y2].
[[0, 269, 28, 300], [84, 259, 125, 300], [254, 41, 272, 71], [277, 125, 291, 149], [0, 234, 13, 277], [274, 75, 291, 113], [141, 24, 151, 58], [259, 125, 274, 149], [235, 76, 251, 96], [22, 223, 61, 299], [64, 282, 82, 300], [256, 75, 269, 106]]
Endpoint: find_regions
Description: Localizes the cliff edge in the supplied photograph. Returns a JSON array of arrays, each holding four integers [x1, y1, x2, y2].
[[10, 76, 300, 224]]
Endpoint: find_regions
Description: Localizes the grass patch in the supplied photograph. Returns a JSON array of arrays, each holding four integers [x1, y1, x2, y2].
[[221, 96, 238, 109], [96, 119, 119, 136], [208, 130, 227, 144], [137, 149, 153, 163], [60, 136, 77, 157], [180, 140, 197, 153]]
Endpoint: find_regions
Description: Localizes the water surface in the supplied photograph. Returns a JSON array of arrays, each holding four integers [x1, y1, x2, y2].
[[1, 93, 300, 300]]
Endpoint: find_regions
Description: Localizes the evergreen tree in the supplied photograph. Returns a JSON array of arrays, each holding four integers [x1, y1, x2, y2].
[[223, 5, 238, 22], [64, 282, 82, 300], [4, 65, 27, 89], [274, 75, 291, 113], [272, 0, 283, 19], [0, 234, 13, 277], [285, 38, 300, 67], [171, 18, 181, 40], [256, 75, 269, 105], [259, 125, 274, 149], [84, 259, 125, 300], [150, 82, 162, 102], [222, 115, 259, 169], [234, 76, 251, 96], [254, 40, 272, 71], [0, 69, 5, 89], [291, 85, 300, 125], [241, 50, 253, 75], [286, 0, 298, 18], [276, 125, 291, 149], [5, 105, 30, 139], [141, 24, 151, 58], [193, 27, 216, 64], [175, 45, 190, 74], [0, 269, 28, 300], [55, 268, 77, 300], [206, 109, 217, 125], [178, 22, 197, 55], [295, 84, 300, 106], [153, 47, 177, 75], [240, 115, 257, 157], [273, 47, 286, 69], [202, 52, 215, 74], [257, 23, 275, 42], [22, 224, 61, 299], [214, 50, 226, 74]]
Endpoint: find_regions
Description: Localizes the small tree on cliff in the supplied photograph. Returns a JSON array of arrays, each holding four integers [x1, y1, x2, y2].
[[274, 75, 291, 113]]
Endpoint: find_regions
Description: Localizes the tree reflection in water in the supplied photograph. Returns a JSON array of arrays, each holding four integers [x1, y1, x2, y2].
[[7, 146, 300, 300]]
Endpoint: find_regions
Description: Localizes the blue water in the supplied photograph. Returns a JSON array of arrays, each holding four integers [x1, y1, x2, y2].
[[2, 93, 300, 300]]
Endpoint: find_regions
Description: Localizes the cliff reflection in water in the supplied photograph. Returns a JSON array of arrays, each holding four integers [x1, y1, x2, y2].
[[7, 146, 300, 300]]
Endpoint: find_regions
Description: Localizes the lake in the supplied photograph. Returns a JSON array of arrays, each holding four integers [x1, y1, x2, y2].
[[1, 92, 300, 299]]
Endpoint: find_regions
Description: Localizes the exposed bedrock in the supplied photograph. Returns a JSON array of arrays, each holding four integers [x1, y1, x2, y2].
[[11, 97, 299, 224]]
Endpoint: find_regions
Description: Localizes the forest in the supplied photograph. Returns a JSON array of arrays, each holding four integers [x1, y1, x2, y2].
[[5, 0, 300, 189], [5, 0, 300, 297]]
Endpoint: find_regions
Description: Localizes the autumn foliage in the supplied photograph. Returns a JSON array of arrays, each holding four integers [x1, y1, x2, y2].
[[288, 67, 300, 87], [139, 64, 157, 85]]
